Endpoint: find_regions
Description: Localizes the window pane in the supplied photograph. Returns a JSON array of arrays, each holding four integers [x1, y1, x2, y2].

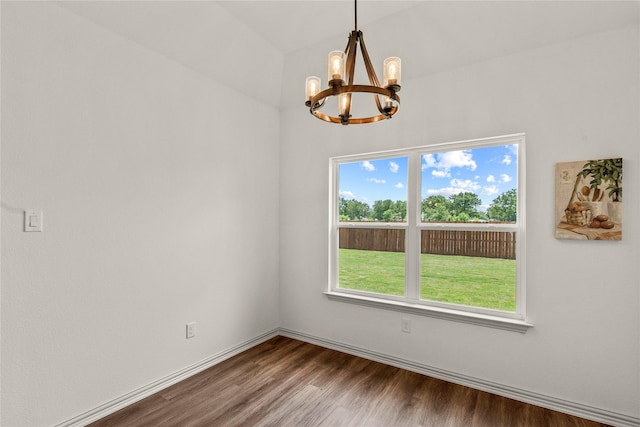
[[338, 157, 408, 222], [420, 230, 516, 311], [338, 228, 405, 296], [422, 145, 517, 223]]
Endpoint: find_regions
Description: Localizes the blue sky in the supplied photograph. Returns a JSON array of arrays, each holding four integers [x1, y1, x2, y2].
[[338, 144, 518, 211], [338, 156, 409, 207]]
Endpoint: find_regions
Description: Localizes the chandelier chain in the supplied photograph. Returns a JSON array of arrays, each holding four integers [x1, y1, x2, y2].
[[354, 0, 358, 31]]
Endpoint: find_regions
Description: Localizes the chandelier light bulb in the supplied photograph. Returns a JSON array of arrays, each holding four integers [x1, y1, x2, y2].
[[383, 57, 401, 88], [338, 93, 350, 116], [328, 51, 345, 84], [305, 76, 321, 103]]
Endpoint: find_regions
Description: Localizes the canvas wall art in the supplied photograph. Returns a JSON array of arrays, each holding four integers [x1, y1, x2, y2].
[[555, 158, 622, 240]]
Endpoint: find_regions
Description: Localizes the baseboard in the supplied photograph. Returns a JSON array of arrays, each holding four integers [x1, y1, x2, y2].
[[57, 327, 639, 427], [56, 328, 280, 427], [279, 328, 640, 427]]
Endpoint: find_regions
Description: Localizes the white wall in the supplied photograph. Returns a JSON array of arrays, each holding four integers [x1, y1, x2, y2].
[[1, 3, 280, 426], [280, 25, 640, 419], [2, 2, 638, 426]]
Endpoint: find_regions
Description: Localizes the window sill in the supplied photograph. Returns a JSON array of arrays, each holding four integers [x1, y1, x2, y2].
[[324, 291, 533, 333]]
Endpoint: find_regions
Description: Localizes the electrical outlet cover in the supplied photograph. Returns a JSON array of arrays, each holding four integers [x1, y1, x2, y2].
[[186, 322, 196, 339]]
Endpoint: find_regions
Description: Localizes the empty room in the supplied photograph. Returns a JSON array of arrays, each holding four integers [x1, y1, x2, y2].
[[1, 1, 639, 426]]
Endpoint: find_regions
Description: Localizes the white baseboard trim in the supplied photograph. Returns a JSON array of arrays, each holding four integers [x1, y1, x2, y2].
[[56, 328, 280, 427], [279, 328, 640, 427], [57, 327, 639, 427]]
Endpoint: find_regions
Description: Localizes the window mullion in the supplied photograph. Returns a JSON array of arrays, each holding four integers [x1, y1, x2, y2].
[[405, 152, 420, 301]]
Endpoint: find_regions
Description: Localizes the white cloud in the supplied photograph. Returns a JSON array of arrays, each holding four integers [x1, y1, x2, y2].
[[395, 182, 404, 188], [502, 155, 512, 165], [361, 161, 375, 171], [366, 178, 386, 184], [450, 178, 480, 192], [486, 175, 496, 183], [389, 161, 399, 173], [482, 186, 500, 196], [422, 150, 477, 176], [439, 150, 477, 171], [425, 178, 481, 198], [340, 190, 356, 199], [500, 173, 512, 183], [426, 187, 464, 197], [422, 154, 436, 169]]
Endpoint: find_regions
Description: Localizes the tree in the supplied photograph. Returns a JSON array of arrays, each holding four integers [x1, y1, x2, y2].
[[372, 199, 406, 221], [383, 200, 406, 221], [453, 212, 470, 222], [448, 192, 482, 218], [339, 197, 371, 221], [372, 199, 392, 220], [487, 189, 517, 222], [422, 195, 451, 222]]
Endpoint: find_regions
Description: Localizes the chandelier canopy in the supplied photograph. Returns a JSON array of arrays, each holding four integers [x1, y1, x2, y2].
[[304, 0, 401, 125]]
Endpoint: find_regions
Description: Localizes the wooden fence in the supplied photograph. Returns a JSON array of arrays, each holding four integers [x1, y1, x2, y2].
[[339, 228, 406, 253], [339, 228, 516, 260]]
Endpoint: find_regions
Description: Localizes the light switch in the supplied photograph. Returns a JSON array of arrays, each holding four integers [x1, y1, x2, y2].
[[24, 211, 43, 232]]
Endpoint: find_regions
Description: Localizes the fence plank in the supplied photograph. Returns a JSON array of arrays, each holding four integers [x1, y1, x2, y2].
[[339, 228, 515, 259]]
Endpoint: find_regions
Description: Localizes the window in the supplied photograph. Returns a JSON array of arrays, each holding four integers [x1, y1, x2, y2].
[[328, 134, 530, 331]]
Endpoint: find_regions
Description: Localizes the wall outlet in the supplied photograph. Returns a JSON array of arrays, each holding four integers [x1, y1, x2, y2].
[[401, 318, 411, 333], [186, 322, 196, 339]]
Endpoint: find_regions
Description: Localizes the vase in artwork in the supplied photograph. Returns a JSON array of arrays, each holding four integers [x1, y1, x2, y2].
[[607, 201, 622, 224]]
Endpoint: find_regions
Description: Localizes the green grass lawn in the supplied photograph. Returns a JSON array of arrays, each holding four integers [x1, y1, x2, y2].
[[338, 249, 516, 312]]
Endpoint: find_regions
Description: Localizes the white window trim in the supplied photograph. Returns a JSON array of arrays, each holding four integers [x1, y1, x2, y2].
[[328, 133, 532, 333]]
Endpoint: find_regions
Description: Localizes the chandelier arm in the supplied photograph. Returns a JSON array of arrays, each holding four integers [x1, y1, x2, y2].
[[341, 30, 359, 120], [358, 34, 382, 87], [345, 31, 358, 86], [358, 33, 390, 115]]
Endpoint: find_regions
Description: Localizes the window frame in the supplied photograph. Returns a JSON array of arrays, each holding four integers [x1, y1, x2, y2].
[[327, 133, 532, 333]]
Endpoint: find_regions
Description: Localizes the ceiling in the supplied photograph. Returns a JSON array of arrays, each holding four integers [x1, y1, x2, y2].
[[217, 1, 423, 54], [56, 1, 639, 109]]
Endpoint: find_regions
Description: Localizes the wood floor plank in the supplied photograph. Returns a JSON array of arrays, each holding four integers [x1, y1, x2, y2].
[[89, 337, 611, 427]]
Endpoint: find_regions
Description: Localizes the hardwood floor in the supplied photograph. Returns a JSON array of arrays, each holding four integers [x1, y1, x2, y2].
[[89, 336, 610, 427]]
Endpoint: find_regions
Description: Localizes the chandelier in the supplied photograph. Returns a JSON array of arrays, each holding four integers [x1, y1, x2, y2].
[[304, 0, 401, 125]]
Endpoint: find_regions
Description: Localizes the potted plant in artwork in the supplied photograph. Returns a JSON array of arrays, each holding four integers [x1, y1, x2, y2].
[[578, 158, 622, 223]]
